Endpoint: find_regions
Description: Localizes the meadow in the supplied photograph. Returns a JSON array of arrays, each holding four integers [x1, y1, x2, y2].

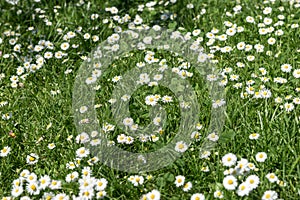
[[0, 0, 299, 199]]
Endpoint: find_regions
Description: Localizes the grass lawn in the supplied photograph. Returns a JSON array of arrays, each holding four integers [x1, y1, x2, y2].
[[0, 0, 299, 199]]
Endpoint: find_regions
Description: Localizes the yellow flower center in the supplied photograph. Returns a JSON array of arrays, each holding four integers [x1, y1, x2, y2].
[[29, 156, 35, 161], [30, 184, 36, 191]]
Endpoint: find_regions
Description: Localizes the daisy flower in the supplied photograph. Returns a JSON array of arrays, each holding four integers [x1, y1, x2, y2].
[[66, 172, 79, 183], [223, 175, 238, 190], [153, 117, 161, 126], [249, 133, 260, 140], [131, 175, 144, 186], [80, 189, 94, 199], [190, 193, 205, 200], [281, 64, 292, 73], [20, 169, 30, 179], [207, 132, 219, 142], [49, 180, 61, 190], [145, 95, 158, 106], [266, 173, 278, 183], [47, 143, 56, 150], [191, 131, 201, 141], [54, 193, 69, 200], [293, 69, 300, 78], [284, 103, 294, 112], [76, 147, 90, 158], [146, 189, 160, 200], [175, 141, 188, 152], [96, 190, 107, 199], [162, 95, 173, 103], [26, 153, 39, 165], [213, 190, 224, 198], [212, 99, 226, 108], [39, 175, 51, 190], [0, 146, 11, 157], [255, 152, 267, 162], [95, 178, 108, 191], [123, 117, 134, 126], [246, 175, 260, 190], [183, 181, 192, 192], [117, 134, 127, 144], [221, 153, 237, 167], [175, 175, 185, 187], [26, 181, 40, 195], [237, 182, 251, 197], [262, 190, 278, 200], [11, 186, 23, 197], [82, 166, 92, 177]]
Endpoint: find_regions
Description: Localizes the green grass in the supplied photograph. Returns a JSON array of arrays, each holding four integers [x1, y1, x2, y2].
[[0, 0, 299, 199]]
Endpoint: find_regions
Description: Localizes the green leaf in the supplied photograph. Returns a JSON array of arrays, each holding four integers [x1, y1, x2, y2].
[[156, 177, 166, 187], [168, 21, 177, 30], [219, 130, 236, 143], [164, 172, 175, 182]]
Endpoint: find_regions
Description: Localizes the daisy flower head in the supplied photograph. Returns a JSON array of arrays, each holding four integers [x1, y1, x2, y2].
[[255, 152, 267, 162], [191, 131, 201, 141], [79, 189, 94, 199], [284, 102, 294, 112], [54, 193, 69, 200], [221, 153, 237, 167], [262, 190, 278, 200], [175, 141, 188, 152], [276, 180, 286, 187], [125, 136, 134, 144], [191, 193, 205, 200], [123, 117, 134, 126], [12, 178, 23, 188], [200, 150, 211, 159], [162, 95, 173, 103], [49, 180, 62, 190], [26, 153, 39, 165], [183, 181, 192, 192], [213, 190, 224, 199], [237, 182, 251, 197], [207, 132, 219, 142], [26, 181, 40, 195], [11, 186, 23, 197], [246, 175, 260, 190], [47, 143, 56, 150], [212, 99, 226, 108], [281, 64, 292, 73], [175, 175, 185, 187], [293, 69, 300, 78], [235, 158, 250, 174], [66, 161, 77, 170], [145, 95, 158, 106], [131, 175, 144, 186], [153, 116, 161, 126], [146, 189, 160, 200], [20, 169, 30, 179], [96, 190, 107, 199], [76, 132, 90, 144], [95, 178, 108, 191], [65, 171, 79, 183], [76, 147, 90, 158], [249, 133, 260, 140], [223, 175, 238, 190], [82, 166, 92, 177], [0, 146, 11, 157], [39, 175, 51, 190], [117, 134, 127, 144], [266, 173, 278, 183]]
